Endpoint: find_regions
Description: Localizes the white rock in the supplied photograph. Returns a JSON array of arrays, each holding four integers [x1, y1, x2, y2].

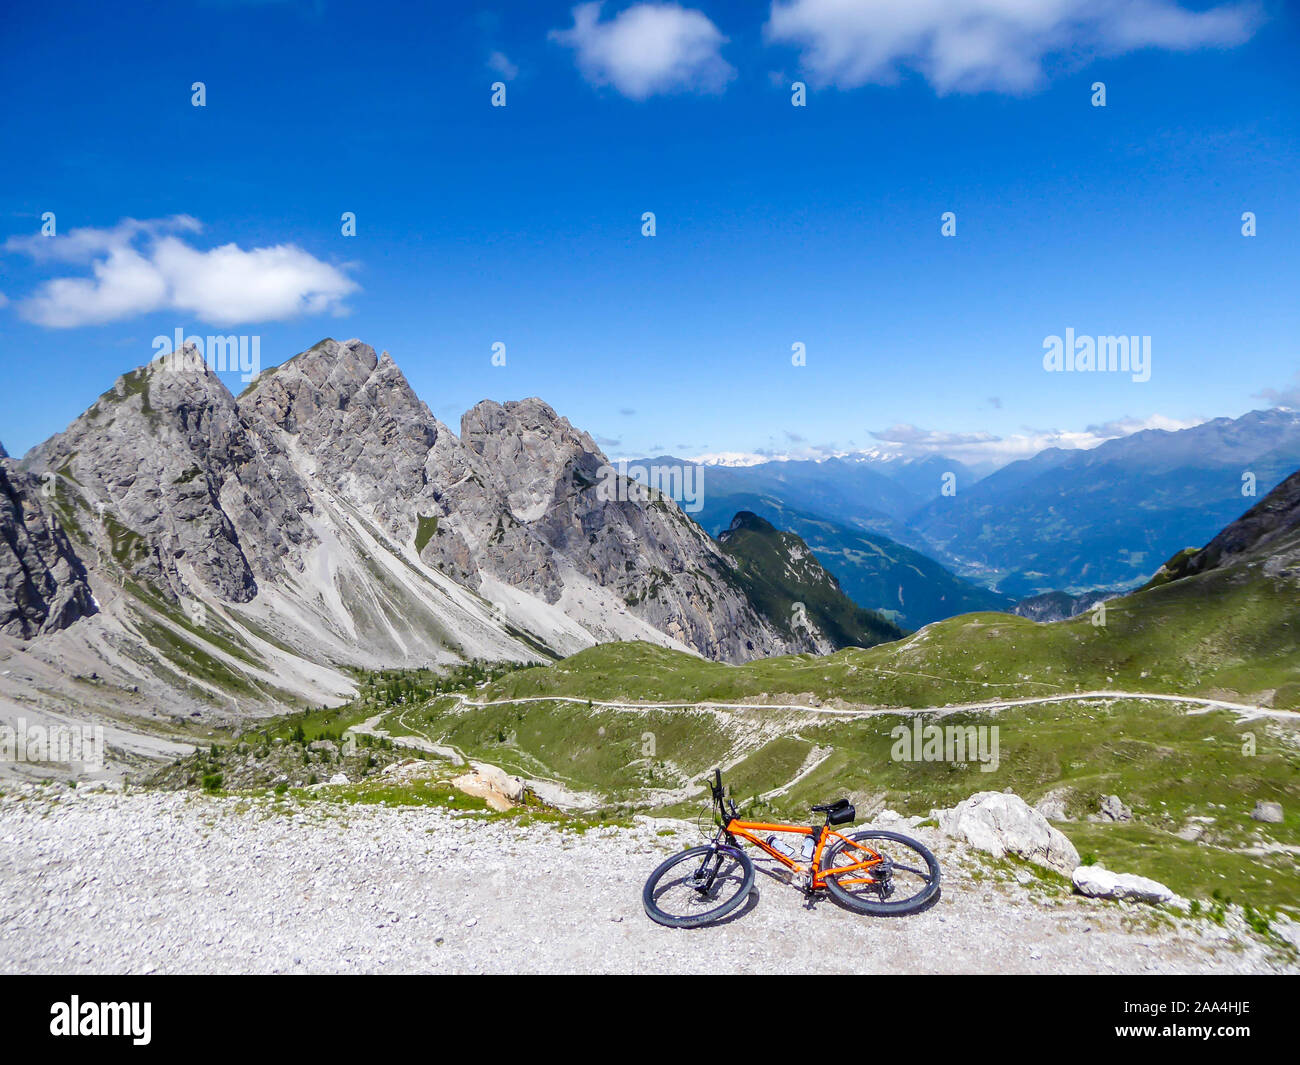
[[1098, 795, 1132, 822], [328, 773, 349, 786], [1034, 788, 1071, 822], [1072, 865, 1175, 904], [451, 762, 527, 810], [1251, 801, 1283, 823], [936, 790, 1080, 874], [1273, 915, 1300, 952]]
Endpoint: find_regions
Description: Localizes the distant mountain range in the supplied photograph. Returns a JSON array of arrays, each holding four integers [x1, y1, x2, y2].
[[633, 407, 1300, 601], [639, 451, 974, 550], [912, 408, 1300, 595]]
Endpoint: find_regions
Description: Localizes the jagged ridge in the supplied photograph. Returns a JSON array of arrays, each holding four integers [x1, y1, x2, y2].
[[1, 339, 831, 752]]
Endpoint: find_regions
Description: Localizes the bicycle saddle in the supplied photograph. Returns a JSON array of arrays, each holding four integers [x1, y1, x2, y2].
[[812, 798, 856, 825]]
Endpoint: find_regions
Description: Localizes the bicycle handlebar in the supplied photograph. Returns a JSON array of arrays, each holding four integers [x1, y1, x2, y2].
[[709, 768, 737, 824]]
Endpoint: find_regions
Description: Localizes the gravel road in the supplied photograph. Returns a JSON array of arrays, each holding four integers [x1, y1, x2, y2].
[[1, 784, 1293, 975]]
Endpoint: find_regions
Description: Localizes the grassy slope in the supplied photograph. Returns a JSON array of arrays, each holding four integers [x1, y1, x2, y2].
[[482, 550, 1300, 710]]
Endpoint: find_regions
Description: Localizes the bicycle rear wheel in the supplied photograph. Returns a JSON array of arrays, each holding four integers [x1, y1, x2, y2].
[[821, 830, 940, 916], [642, 844, 754, 928]]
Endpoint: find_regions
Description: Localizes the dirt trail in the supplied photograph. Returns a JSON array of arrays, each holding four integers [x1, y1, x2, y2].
[[351, 688, 1299, 812], [454, 689, 1296, 720]]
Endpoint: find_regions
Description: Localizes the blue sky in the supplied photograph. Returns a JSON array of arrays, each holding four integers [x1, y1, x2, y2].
[[2, 0, 1298, 466]]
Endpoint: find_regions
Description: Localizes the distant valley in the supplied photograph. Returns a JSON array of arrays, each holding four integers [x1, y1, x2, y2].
[[631, 406, 1300, 606]]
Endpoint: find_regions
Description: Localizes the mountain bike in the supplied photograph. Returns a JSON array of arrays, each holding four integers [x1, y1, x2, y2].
[[642, 768, 940, 928]]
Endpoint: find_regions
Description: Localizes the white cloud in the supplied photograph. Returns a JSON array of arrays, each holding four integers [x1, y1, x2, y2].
[[21, 246, 170, 327], [4, 215, 202, 264], [654, 415, 1208, 469], [488, 50, 519, 80], [1255, 373, 1300, 409], [4, 217, 358, 328], [765, 0, 1262, 93], [870, 413, 1205, 466], [550, 2, 735, 99], [153, 238, 356, 323]]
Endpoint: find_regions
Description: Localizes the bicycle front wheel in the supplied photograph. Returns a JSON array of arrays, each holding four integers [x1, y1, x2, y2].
[[642, 845, 754, 928], [821, 830, 940, 916]]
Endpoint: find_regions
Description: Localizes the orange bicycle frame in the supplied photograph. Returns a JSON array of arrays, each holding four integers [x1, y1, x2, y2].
[[724, 818, 885, 889]]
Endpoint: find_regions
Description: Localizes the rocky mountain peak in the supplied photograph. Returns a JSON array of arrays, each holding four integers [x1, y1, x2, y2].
[[22, 346, 316, 606], [238, 339, 454, 570], [240, 338, 389, 432], [460, 398, 604, 526], [461, 397, 602, 469]]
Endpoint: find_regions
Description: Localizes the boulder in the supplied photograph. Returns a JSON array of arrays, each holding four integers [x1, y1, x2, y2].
[[1034, 787, 1072, 822], [1098, 795, 1133, 822], [1251, 801, 1283, 823], [451, 762, 527, 811], [1072, 865, 1175, 905], [936, 791, 1080, 874]]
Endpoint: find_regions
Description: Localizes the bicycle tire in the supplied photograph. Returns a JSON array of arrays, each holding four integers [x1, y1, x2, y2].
[[820, 829, 940, 916], [642, 844, 755, 928]]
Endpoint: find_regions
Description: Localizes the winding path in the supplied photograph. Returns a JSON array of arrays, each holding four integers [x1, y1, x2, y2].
[[449, 689, 1299, 722]]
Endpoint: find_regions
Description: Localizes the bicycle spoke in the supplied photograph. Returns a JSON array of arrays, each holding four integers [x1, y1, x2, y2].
[[824, 833, 937, 910], [646, 849, 752, 923]]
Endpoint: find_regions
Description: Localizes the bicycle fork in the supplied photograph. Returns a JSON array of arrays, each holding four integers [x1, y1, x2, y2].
[[690, 849, 723, 894], [692, 843, 742, 895]]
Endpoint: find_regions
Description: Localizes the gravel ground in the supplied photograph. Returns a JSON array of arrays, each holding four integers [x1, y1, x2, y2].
[[1, 784, 1294, 975]]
